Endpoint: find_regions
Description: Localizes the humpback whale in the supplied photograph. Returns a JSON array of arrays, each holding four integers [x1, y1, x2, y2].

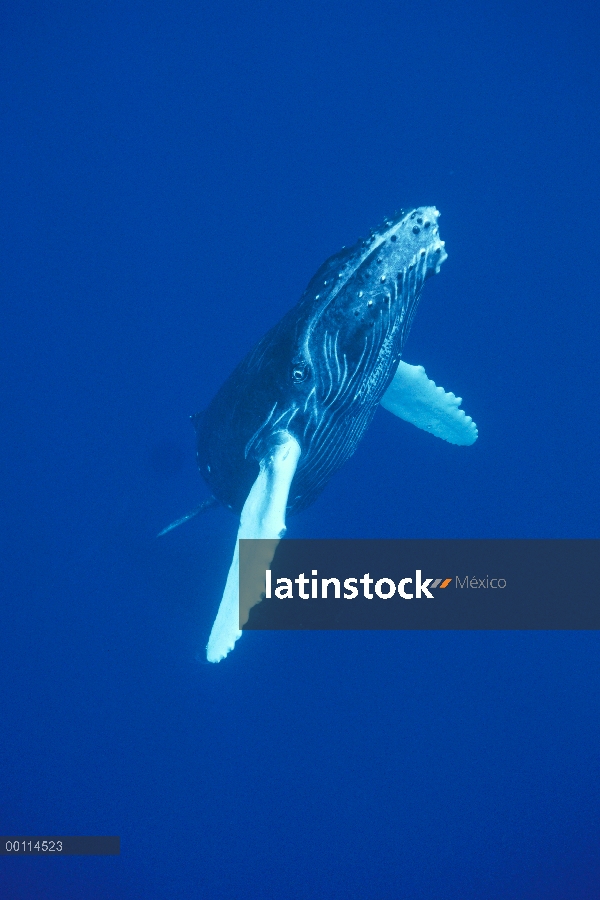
[[191, 206, 477, 661]]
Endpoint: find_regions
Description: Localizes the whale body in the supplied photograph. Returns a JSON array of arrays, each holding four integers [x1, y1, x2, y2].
[[194, 206, 478, 662]]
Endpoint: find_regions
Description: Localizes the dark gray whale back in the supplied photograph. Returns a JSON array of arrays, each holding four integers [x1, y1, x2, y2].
[[196, 207, 447, 515]]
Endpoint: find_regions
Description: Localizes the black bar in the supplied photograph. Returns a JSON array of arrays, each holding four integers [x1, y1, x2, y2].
[[0, 837, 120, 855], [240, 539, 600, 630]]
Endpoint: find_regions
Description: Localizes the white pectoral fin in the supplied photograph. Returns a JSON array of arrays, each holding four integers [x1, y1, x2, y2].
[[380, 360, 478, 446], [205, 541, 243, 665], [206, 432, 302, 663]]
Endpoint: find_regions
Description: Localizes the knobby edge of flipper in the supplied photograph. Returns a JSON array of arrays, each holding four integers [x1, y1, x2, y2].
[[157, 495, 219, 538], [206, 431, 302, 663], [380, 360, 478, 446]]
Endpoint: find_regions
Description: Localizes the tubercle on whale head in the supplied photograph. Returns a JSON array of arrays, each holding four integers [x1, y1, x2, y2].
[[310, 206, 447, 333], [319, 206, 447, 311], [371, 206, 447, 278]]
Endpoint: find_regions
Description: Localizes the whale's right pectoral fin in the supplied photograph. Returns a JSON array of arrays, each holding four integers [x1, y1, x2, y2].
[[206, 432, 302, 663], [380, 360, 478, 446]]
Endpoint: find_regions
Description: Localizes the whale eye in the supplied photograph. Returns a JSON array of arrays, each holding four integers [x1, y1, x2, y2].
[[291, 363, 310, 383]]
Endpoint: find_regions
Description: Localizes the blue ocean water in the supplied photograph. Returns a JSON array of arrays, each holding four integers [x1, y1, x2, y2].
[[2, 1, 599, 897]]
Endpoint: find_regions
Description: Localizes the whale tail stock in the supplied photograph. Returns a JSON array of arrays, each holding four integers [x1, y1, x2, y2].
[[157, 495, 219, 538]]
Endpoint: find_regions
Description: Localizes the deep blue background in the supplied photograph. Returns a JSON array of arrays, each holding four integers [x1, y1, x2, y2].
[[2, 1, 600, 897]]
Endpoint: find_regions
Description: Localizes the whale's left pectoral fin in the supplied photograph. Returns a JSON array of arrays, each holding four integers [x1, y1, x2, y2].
[[206, 432, 302, 663], [380, 360, 478, 446]]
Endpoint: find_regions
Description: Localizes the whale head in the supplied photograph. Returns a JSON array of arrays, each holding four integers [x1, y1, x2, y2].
[[197, 206, 448, 513]]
